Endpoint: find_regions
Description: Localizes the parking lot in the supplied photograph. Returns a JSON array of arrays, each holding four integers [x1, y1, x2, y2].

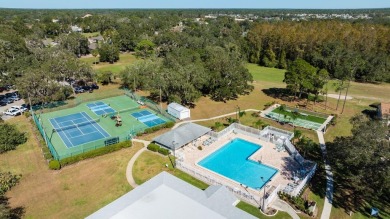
[[0, 89, 26, 121]]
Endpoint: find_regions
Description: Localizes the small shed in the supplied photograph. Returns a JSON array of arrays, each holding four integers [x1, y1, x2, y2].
[[167, 102, 190, 120]]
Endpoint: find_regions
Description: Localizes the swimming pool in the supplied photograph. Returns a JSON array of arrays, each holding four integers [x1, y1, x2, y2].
[[198, 138, 278, 189]]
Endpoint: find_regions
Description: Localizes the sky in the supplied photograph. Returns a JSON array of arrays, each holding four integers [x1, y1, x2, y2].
[[0, 0, 389, 9]]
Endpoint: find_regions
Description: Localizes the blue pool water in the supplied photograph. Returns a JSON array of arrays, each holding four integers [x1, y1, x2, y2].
[[198, 138, 278, 189]]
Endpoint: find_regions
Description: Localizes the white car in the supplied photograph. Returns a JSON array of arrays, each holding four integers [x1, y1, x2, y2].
[[10, 105, 28, 112], [4, 109, 21, 116]]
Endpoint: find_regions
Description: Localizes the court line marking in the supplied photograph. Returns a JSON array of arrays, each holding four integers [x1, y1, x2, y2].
[[68, 130, 101, 139], [81, 112, 110, 138], [71, 120, 85, 135], [51, 117, 74, 148]]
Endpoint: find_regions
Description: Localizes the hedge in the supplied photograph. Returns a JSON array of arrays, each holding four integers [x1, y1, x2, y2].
[[147, 143, 160, 152], [59, 140, 132, 167], [49, 160, 61, 170], [137, 121, 175, 136], [158, 147, 170, 156]]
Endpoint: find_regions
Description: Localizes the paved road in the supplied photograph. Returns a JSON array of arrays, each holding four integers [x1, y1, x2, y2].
[[317, 131, 333, 219]]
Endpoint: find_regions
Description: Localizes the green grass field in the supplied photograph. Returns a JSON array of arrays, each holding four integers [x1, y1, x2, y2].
[[37, 95, 170, 160], [81, 53, 137, 74]]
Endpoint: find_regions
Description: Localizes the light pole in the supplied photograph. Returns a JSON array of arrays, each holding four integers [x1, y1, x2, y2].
[[172, 141, 177, 168], [260, 177, 270, 211]]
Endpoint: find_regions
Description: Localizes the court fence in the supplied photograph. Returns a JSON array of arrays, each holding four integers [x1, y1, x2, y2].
[[124, 89, 176, 122], [33, 113, 134, 160]]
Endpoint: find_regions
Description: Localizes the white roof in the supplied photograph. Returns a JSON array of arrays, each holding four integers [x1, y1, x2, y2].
[[87, 172, 256, 219], [168, 102, 189, 112]]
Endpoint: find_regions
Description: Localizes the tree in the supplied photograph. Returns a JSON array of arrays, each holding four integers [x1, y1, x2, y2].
[[135, 39, 155, 59], [57, 32, 89, 57], [327, 115, 389, 211], [277, 104, 286, 123], [311, 68, 329, 105], [0, 123, 27, 153], [0, 171, 22, 219], [98, 43, 119, 63], [98, 71, 113, 85], [91, 49, 99, 65], [292, 129, 302, 143]]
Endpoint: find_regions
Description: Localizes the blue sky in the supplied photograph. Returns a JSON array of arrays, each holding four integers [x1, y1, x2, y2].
[[0, 0, 389, 9]]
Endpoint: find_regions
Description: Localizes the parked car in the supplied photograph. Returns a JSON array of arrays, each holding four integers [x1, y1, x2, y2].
[[3, 98, 14, 104], [0, 95, 5, 100], [9, 96, 21, 101], [5, 93, 13, 98], [74, 87, 84, 94], [0, 100, 7, 106], [82, 85, 91, 91], [10, 105, 28, 112], [90, 83, 99, 90], [4, 109, 21, 116]]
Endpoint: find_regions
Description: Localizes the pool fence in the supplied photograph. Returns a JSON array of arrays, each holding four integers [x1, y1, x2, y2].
[[176, 160, 280, 211]]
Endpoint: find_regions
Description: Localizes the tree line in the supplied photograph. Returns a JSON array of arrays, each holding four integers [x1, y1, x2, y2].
[[247, 21, 390, 83]]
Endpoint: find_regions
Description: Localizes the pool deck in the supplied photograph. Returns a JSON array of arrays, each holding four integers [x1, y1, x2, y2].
[[177, 132, 301, 199]]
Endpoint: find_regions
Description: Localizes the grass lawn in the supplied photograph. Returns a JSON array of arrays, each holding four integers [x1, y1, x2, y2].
[[81, 32, 100, 38], [132, 150, 208, 189], [236, 201, 292, 219], [81, 53, 137, 75], [1, 116, 144, 219]]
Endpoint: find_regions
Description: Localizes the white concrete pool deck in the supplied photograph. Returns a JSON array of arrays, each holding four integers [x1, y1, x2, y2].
[[177, 132, 302, 197]]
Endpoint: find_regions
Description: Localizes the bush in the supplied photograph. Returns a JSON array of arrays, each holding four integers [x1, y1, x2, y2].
[[147, 143, 160, 152], [158, 147, 170, 156], [138, 121, 175, 135], [24, 111, 31, 118], [330, 114, 338, 126], [0, 123, 27, 153], [59, 140, 131, 166], [197, 146, 203, 150], [251, 112, 260, 117], [49, 160, 61, 170]]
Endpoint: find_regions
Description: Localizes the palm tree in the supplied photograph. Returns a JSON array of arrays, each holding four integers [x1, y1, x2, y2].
[[293, 129, 302, 143], [290, 111, 299, 127], [253, 119, 264, 130], [277, 104, 286, 123]]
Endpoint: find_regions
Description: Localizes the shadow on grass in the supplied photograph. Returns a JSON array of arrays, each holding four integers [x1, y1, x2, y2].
[[0, 196, 25, 219]]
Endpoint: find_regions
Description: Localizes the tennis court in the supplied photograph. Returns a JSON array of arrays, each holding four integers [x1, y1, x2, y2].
[[87, 101, 116, 116], [266, 111, 323, 130], [49, 112, 110, 148], [131, 110, 166, 127]]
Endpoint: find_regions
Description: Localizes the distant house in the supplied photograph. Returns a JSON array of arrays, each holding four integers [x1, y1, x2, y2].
[[52, 19, 59, 23], [88, 35, 104, 44], [70, 25, 82, 33], [378, 102, 390, 122], [87, 172, 256, 219], [42, 39, 58, 47], [82, 14, 92, 19]]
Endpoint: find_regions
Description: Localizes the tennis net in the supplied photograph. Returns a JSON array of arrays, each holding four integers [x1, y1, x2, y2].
[[53, 118, 100, 132]]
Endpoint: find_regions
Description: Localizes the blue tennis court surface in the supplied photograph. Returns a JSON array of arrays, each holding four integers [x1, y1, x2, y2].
[[87, 101, 116, 116], [49, 112, 110, 148], [131, 110, 166, 127]]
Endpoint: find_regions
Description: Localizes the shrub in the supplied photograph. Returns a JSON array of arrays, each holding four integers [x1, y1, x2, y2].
[[197, 146, 203, 150], [158, 147, 170, 156], [49, 160, 61, 170], [251, 112, 260, 117], [147, 143, 160, 152], [138, 121, 175, 136], [59, 140, 131, 166], [330, 114, 338, 126], [24, 111, 31, 118], [0, 123, 27, 153]]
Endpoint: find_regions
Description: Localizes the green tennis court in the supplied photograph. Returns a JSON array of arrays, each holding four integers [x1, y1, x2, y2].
[[35, 95, 172, 160]]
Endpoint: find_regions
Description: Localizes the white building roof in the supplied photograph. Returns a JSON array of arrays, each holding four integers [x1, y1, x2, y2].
[[153, 123, 211, 149], [168, 102, 189, 112], [87, 172, 256, 219]]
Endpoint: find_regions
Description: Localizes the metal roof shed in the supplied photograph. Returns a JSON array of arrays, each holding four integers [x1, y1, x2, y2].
[[153, 123, 211, 150], [167, 102, 190, 120]]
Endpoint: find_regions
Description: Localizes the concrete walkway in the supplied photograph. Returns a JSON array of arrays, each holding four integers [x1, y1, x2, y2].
[[317, 131, 333, 219], [125, 139, 151, 188], [172, 109, 261, 129], [270, 198, 300, 219]]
